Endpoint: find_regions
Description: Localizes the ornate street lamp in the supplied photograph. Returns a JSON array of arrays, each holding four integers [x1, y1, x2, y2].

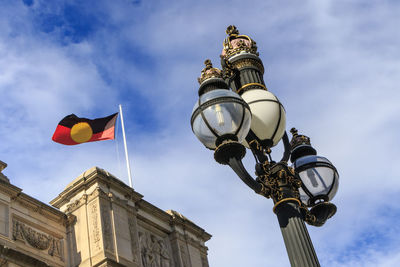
[[190, 26, 339, 267]]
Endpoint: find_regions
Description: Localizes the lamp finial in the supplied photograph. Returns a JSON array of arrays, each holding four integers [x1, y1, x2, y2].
[[226, 25, 239, 36], [198, 59, 223, 84]]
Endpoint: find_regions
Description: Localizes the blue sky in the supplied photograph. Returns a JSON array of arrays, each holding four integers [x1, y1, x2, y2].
[[1, 0, 400, 266]]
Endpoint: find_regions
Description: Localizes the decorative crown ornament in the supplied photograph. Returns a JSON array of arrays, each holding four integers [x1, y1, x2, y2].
[[221, 25, 258, 60], [289, 128, 317, 162], [197, 59, 223, 84], [289, 128, 312, 150], [226, 25, 239, 36]]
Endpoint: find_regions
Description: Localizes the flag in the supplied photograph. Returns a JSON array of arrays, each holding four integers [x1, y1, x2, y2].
[[52, 113, 118, 145]]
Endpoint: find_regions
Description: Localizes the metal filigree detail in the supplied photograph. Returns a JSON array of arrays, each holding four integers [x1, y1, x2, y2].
[[230, 58, 264, 74], [257, 162, 302, 203], [236, 82, 267, 94], [198, 59, 223, 84], [300, 204, 317, 225], [290, 128, 312, 149], [301, 202, 337, 227], [226, 25, 239, 36], [221, 25, 258, 59], [222, 59, 235, 80]]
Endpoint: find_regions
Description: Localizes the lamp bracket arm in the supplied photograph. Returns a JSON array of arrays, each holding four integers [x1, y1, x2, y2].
[[228, 157, 269, 196], [247, 131, 291, 164], [281, 131, 291, 163]]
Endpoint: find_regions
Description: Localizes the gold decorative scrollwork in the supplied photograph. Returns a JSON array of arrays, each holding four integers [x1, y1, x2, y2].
[[236, 83, 267, 95], [230, 58, 264, 74], [221, 26, 259, 59], [257, 162, 302, 206], [198, 59, 223, 84]]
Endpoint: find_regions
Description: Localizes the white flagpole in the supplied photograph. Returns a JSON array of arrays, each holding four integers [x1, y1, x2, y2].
[[119, 104, 133, 188]]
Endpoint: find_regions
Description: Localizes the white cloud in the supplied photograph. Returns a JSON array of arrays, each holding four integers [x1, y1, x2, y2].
[[0, 0, 399, 266]]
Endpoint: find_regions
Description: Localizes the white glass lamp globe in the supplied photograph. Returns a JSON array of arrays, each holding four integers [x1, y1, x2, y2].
[[191, 89, 251, 150], [240, 89, 286, 147], [293, 155, 339, 207]]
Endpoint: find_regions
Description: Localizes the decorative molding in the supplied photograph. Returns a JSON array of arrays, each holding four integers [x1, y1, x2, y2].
[[0, 243, 50, 267], [108, 192, 130, 208], [65, 214, 77, 227], [12, 218, 63, 260], [221, 26, 259, 59], [65, 187, 109, 214], [169, 231, 206, 251], [167, 210, 211, 243], [65, 194, 87, 213], [8, 191, 67, 226], [88, 186, 108, 202], [49, 166, 143, 209], [230, 57, 264, 74], [198, 59, 223, 84], [92, 258, 126, 267]]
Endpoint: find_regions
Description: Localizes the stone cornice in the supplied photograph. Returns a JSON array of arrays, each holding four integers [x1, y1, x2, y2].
[[0, 179, 67, 226], [12, 192, 67, 225], [168, 210, 212, 242], [0, 243, 51, 267], [50, 167, 143, 209], [137, 200, 173, 224], [136, 201, 212, 243], [169, 231, 209, 252], [0, 179, 22, 198]]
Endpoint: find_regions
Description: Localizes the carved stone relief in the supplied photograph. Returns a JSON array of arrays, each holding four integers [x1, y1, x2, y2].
[[88, 187, 107, 202], [139, 231, 171, 267], [89, 202, 101, 252], [12, 219, 63, 260], [65, 193, 87, 213], [65, 187, 107, 214]]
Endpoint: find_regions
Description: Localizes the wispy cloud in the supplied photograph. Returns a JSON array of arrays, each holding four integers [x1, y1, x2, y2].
[[0, 0, 399, 266]]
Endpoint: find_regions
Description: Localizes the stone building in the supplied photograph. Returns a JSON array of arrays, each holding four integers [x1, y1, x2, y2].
[[0, 160, 211, 267]]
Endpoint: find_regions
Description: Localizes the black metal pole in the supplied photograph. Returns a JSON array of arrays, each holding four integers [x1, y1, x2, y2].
[[275, 202, 320, 267], [228, 157, 321, 266]]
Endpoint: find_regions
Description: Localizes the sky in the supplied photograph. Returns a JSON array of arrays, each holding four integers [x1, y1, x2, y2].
[[0, 0, 400, 266]]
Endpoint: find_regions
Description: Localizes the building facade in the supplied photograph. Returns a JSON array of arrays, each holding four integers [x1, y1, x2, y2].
[[0, 161, 211, 267]]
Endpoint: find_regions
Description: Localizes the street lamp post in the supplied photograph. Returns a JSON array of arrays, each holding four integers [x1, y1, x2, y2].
[[190, 26, 339, 267]]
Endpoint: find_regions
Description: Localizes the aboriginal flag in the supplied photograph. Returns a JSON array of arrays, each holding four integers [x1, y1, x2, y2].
[[52, 113, 118, 145]]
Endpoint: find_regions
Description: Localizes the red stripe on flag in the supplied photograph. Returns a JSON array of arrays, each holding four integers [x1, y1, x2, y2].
[[89, 125, 115, 142], [52, 125, 79, 145]]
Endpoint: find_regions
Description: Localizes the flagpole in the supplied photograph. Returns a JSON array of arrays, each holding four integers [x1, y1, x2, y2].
[[119, 104, 133, 188]]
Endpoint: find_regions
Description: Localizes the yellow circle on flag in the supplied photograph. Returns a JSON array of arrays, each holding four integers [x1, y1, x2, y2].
[[71, 122, 93, 143]]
